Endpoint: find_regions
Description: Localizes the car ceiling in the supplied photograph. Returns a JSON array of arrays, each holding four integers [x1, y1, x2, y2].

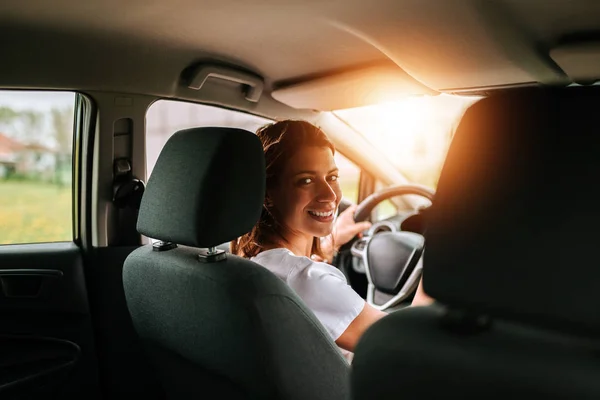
[[1, 0, 600, 112]]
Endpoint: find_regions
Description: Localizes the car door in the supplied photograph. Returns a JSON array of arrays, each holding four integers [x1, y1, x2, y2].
[[0, 90, 101, 399]]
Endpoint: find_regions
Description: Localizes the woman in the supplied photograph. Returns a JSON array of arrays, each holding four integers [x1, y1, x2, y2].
[[231, 120, 431, 359]]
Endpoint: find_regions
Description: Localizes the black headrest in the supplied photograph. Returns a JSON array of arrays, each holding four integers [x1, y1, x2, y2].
[[137, 127, 265, 248], [424, 86, 600, 333]]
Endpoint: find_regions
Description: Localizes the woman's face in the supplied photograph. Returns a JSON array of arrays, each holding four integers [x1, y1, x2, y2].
[[269, 145, 342, 240]]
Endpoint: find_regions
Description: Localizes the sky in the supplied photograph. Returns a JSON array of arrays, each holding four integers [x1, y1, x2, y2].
[[0, 90, 75, 111]]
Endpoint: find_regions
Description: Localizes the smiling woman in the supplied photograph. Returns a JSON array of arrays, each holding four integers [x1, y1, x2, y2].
[[230, 120, 390, 364]]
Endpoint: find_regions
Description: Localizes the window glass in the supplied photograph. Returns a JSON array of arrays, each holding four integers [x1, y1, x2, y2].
[[334, 94, 480, 189], [334, 152, 360, 204], [0, 91, 75, 245], [146, 100, 271, 178]]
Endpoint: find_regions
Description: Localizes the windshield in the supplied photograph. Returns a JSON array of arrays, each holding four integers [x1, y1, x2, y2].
[[333, 94, 480, 188]]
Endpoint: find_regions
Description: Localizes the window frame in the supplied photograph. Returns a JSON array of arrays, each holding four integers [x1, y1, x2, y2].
[[333, 150, 363, 205]]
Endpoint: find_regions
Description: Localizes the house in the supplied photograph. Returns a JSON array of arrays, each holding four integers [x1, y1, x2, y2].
[[0, 132, 24, 178], [0, 132, 56, 180]]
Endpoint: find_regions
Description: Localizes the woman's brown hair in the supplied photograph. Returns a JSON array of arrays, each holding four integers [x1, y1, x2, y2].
[[230, 120, 335, 259]]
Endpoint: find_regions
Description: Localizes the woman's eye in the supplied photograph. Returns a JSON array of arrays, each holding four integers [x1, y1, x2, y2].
[[300, 177, 313, 185], [328, 175, 339, 182]]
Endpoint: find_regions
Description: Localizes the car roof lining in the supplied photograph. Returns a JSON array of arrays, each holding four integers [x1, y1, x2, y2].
[[1, 0, 599, 114]]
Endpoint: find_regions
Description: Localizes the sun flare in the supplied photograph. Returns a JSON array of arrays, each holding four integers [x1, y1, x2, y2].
[[334, 94, 479, 187]]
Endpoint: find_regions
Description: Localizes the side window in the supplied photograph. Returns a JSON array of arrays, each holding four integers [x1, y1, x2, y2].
[[0, 91, 75, 245], [145, 100, 271, 179], [334, 152, 360, 204]]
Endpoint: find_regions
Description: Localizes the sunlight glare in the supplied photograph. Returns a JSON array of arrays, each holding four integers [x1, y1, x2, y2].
[[334, 94, 479, 188]]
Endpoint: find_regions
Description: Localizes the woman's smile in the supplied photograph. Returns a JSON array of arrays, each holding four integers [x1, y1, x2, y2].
[[308, 209, 336, 222]]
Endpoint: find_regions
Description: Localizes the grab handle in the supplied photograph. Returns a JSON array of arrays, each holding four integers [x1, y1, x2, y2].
[[188, 65, 264, 102]]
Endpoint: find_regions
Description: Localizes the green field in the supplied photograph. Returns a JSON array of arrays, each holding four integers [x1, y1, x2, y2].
[[0, 181, 72, 245]]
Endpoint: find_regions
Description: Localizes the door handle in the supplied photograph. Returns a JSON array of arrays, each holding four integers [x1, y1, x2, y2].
[[0, 269, 63, 298]]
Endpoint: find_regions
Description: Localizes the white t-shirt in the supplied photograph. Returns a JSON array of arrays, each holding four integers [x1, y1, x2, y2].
[[251, 248, 365, 361]]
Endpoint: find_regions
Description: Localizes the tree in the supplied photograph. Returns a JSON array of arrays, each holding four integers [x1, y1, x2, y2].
[[52, 107, 73, 155], [0, 106, 20, 135], [51, 107, 73, 187], [0, 106, 45, 144]]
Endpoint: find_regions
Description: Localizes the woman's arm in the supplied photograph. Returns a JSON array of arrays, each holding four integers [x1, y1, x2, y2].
[[335, 303, 387, 352], [411, 277, 434, 306], [336, 277, 434, 351]]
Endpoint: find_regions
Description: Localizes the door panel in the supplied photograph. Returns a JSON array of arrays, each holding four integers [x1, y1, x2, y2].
[[0, 243, 100, 399], [84, 246, 164, 399]]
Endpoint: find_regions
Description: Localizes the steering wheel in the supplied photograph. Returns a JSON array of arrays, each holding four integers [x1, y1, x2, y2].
[[350, 184, 435, 311]]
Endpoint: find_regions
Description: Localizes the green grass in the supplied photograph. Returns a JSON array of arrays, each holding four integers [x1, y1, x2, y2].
[[0, 181, 72, 245]]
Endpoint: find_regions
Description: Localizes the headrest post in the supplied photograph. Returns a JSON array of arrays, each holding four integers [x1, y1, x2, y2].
[[198, 248, 226, 263], [152, 241, 177, 252]]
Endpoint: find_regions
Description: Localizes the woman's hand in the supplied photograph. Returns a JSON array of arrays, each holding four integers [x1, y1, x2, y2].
[[333, 204, 372, 247], [320, 204, 372, 263]]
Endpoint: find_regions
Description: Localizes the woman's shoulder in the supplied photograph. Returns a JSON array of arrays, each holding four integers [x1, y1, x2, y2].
[[252, 248, 344, 280], [250, 248, 309, 280], [252, 248, 311, 269]]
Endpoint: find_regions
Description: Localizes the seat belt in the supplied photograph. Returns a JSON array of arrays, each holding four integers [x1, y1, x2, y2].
[[109, 157, 145, 246]]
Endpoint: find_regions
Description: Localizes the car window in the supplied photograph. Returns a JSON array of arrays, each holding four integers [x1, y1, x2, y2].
[[145, 100, 271, 179], [333, 94, 480, 189], [334, 151, 360, 204], [0, 90, 75, 245]]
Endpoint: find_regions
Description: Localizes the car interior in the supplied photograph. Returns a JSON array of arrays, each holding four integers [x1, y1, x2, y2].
[[352, 86, 600, 399], [1, 0, 600, 399]]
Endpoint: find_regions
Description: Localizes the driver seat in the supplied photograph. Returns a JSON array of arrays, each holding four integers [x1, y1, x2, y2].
[[351, 86, 600, 399], [122, 127, 350, 399]]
